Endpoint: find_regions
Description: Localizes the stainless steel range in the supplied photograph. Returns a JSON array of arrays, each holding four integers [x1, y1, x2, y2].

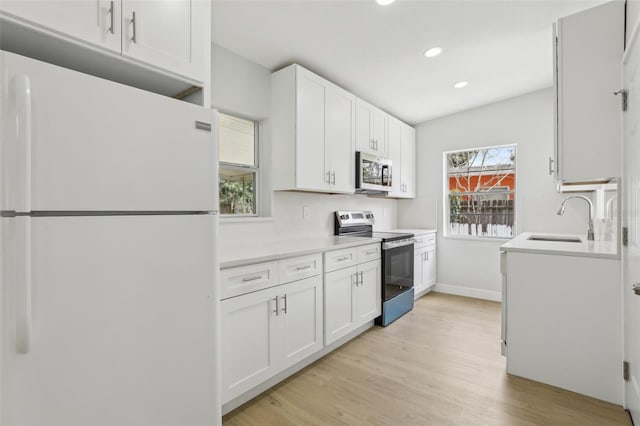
[[335, 211, 415, 326]]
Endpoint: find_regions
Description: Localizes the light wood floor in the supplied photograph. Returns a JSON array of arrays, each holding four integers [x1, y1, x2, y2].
[[223, 292, 632, 426]]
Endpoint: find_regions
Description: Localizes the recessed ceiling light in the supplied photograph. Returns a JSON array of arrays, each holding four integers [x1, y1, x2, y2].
[[424, 47, 442, 58], [453, 81, 469, 89], [376, 0, 395, 5]]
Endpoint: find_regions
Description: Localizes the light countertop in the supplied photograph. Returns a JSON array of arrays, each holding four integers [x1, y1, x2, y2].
[[387, 228, 437, 236], [220, 236, 381, 269], [500, 232, 618, 259]]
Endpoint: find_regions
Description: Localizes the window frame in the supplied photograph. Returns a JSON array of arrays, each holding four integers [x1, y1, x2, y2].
[[443, 143, 517, 240], [218, 112, 260, 218]]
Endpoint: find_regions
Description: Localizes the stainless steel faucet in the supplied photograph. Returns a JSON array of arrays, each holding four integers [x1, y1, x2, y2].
[[557, 195, 594, 241]]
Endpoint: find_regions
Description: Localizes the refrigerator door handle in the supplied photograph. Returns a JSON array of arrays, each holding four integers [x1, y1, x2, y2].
[[15, 75, 32, 213], [15, 216, 32, 354]]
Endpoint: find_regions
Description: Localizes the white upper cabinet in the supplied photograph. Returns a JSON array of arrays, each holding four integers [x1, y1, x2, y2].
[[356, 98, 388, 157], [0, 0, 207, 83], [121, 0, 206, 82], [387, 116, 402, 195], [271, 65, 356, 194], [387, 116, 416, 198], [0, 0, 121, 53], [553, 0, 624, 183], [326, 85, 357, 193], [400, 123, 416, 198]]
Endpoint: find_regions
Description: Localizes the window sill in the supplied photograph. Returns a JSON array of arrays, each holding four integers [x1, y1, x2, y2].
[[220, 216, 274, 224]]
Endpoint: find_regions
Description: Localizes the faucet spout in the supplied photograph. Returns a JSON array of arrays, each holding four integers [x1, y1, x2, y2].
[[557, 195, 594, 241]]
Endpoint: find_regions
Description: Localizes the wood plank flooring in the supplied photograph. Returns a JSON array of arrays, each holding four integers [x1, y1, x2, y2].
[[223, 292, 631, 426]]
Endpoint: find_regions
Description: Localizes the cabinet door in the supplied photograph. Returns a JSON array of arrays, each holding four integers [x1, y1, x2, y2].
[[221, 287, 279, 404], [324, 266, 357, 345], [400, 124, 416, 198], [0, 0, 121, 53], [326, 84, 356, 193], [355, 99, 374, 154], [121, 0, 206, 82], [355, 99, 388, 157], [296, 67, 328, 191], [555, 0, 624, 182], [356, 260, 382, 324], [424, 246, 436, 287], [413, 249, 426, 298], [279, 276, 324, 370], [371, 106, 388, 157], [387, 116, 402, 196]]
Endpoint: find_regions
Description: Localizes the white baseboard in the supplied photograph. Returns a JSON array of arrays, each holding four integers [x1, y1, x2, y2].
[[433, 282, 501, 302]]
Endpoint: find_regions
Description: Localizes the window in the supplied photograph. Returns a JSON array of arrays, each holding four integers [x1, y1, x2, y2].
[[219, 113, 258, 216], [445, 144, 516, 238]]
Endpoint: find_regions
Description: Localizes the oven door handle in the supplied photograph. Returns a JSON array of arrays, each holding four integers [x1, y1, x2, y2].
[[382, 239, 414, 250]]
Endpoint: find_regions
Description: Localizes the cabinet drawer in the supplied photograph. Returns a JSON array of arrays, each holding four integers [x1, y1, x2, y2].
[[357, 243, 381, 263], [414, 233, 436, 249], [220, 261, 279, 300], [278, 253, 323, 284], [324, 247, 357, 273]]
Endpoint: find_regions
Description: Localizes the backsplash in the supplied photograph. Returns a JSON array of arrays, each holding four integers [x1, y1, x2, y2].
[[219, 191, 398, 248]]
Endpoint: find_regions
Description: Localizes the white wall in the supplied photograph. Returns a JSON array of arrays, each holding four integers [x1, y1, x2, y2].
[[211, 44, 398, 248], [398, 89, 590, 300]]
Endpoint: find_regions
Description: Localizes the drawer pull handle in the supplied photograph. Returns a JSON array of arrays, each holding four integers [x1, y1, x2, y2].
[[273, 297, 279, 316], [281, 294, 288, 314], [365, 250, 377, 255], [242, 275, 263, 282], [296, 265, 312, 271], [337, 255, 351, 262]]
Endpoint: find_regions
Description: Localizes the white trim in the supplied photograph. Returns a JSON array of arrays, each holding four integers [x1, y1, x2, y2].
[[433, 282, 501, 302], [443, 143, 518, 239]]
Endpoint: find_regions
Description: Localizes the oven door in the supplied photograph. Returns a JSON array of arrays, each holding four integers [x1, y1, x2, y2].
[[382, 241, 414, 301]]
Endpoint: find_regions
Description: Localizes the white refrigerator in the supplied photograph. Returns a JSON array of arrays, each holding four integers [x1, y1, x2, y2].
[[0, 51, 221, 425]]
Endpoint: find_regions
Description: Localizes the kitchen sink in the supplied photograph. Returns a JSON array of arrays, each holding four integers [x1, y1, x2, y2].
[[527, 235, 582, 243]]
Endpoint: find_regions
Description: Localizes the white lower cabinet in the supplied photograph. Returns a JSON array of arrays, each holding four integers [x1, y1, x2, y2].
[[502, 251, 621, 404], [411, 231, 436, 298], [221, 272, 323, 405], [221, 243, 381, 410], [324, 245, 381, 345], [324, 266, 357, 345], [221, 285, 279, 404]]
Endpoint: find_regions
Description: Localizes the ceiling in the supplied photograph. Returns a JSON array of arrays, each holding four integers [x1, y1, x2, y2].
[[211, 0, 605, 125]]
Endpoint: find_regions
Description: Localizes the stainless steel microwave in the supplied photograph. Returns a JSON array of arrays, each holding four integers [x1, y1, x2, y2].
[[356, 152, 392, 193]]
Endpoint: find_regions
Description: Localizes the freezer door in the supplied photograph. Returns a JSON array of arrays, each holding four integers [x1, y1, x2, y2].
[[1, 215, 219, 425], [0, 51, 217, 212]]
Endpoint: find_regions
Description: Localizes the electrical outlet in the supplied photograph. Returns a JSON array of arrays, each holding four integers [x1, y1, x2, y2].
[[303, 206, 310, 220]]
